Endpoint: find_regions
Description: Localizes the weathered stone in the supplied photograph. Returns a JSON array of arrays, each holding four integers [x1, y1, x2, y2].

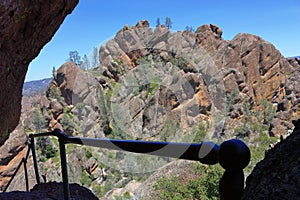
[[0, 123, 27, 166], [96, 21, 299, 138], [55, 62, 80, 105], [0, 123, 27, 191], [40, 95, 50, 109], [103, 180, 141, 200], [85, 157, 98, 174], [52, 62, 101, 110], [49, 99, 63, 119], [230, 33, 287, 103]]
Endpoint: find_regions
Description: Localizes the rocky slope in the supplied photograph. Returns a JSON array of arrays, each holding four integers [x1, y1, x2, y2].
[[0, 0, 78, 146], [0, 20, 299, 199]]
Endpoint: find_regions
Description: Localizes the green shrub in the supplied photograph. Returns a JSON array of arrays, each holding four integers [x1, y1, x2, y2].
[[85, 148, 93, 159], [169, 56, 189, 72], [225, 87, 239, 113], [242, 131, 278, 174], [36, 137, 57, 162], [80, 171, 90, 186], [92, 184, 105, 198], [43, 144, 57, 159], [123, 191, 131, 199], [32, 108, 46, 133], [260, 98, 276, 125], [160, 119, 180, 141], [153, 164, 223, 200], [61, 114, 76, 134]]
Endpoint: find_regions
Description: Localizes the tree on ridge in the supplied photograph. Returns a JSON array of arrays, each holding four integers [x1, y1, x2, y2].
[[165, 17, 172, 29]]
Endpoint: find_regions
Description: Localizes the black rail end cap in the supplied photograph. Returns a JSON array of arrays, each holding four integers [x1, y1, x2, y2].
[[219, 139, 251, 170]]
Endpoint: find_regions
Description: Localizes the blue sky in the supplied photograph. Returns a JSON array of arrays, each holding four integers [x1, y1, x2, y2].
[[25, 0, 300, 81]]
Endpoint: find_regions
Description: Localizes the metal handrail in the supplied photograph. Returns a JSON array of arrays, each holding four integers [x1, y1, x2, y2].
[[3, 128, 251, 200]]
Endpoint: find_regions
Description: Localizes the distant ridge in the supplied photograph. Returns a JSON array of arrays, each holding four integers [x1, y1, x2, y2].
[[286, 55, 300, 59], [23, 77, 52, 96]]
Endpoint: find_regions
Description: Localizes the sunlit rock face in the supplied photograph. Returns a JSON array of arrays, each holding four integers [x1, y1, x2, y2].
[[98, 21, 297, 138], [0, 0, 78, 145]]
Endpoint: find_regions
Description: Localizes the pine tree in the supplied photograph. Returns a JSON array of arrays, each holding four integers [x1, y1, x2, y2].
[[52, 66, 56, 78], [67, 50, 82, 66], [32, 108, 46, 133], [92, 47, 99, 68], [82, 54, 90, 70], [185, 26, 195, 32], [165, 17, 172, 29], [156, 17, 161, 27]]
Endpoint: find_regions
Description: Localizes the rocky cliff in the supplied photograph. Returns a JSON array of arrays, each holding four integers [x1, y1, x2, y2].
[[0, 0, 78, 146], [242, 58, 300, 199], [269, 57, 300, 136], [1, 20, 299, 199], [32, 21, 299, 198], [47, 21, 298, 139]]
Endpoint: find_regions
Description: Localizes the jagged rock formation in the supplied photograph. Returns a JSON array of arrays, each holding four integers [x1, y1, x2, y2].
[[0, 182, 98, 200], [242, 119, 300, 199], [1, 20, 299, 198], [97, 21, 297, 138], [29, 21, 298, 198], [36, 21, 299, 141], [0, 0, 78, 146], [269, 57, 300, 136]]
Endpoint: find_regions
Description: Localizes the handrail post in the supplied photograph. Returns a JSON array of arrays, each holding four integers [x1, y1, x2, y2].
[[58, 135, 70, 200], [218, 139, 251, 200], [29, 135, 40, 184], [23, 158, 29, 191]]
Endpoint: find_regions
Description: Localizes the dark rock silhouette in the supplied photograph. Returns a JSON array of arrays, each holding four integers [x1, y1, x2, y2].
[[0, 182, 99, 200], [242, 119, 300, 199]]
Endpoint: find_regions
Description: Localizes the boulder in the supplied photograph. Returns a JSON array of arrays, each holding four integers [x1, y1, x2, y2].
[[0, 123, 27, 191], [53, 62, 101, 110]]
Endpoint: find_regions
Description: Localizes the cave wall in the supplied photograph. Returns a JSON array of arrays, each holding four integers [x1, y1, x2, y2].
[[0, 0, 78, 145]]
